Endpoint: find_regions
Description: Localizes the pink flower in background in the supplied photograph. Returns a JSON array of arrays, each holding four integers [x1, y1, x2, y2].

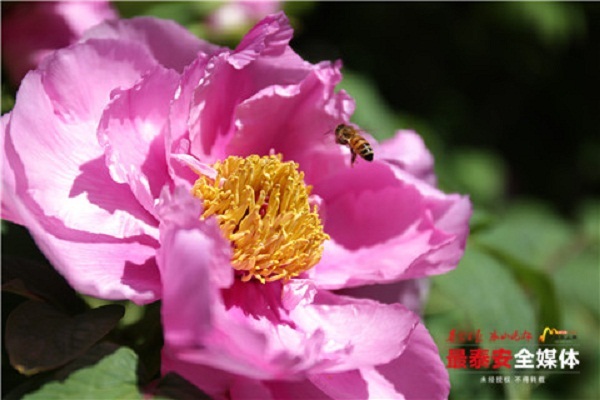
[[2, 11, 470, 399], [207, 0, 281, 37], [1, 1, 118, 85]]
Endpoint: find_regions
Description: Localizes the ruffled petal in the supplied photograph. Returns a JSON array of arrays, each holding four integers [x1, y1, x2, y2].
[[225, 62, 354, 165], [334, 278, 430, 316], [98, 65, 180, 216], [157, 184, 234, 348], [309, 159, 471, 288], [186, 12, 319, 160], [167, 56, 221, 184], [1, 114, 23, 224], [8, 39, 159, 238], [160, 353, 236, 400], [311, 369, 403, 400], [375, 322, 450, 400], [3, 183, 160, 303], [287, 290, 419, 373], [230, 11, 294, 69], [379, 130, 436, 185], [82, 17, 222, 72]]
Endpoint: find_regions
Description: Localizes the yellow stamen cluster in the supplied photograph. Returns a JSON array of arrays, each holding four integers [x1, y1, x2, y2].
[[192, 154, 329, 283]]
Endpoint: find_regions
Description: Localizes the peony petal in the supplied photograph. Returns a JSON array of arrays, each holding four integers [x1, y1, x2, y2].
[[162, 353, 275, 400], [375, 322, 450, 400], [281, 279, 318, 311], [230, 377, 274, 400], [187, 13, 320, 160], [311, 369, 402, 400], [161, 352, 237, 400], [265, 379, 331, 399], [3, 115, 160, 302], [8, 39, 159, 238], [166, 56, 221, 184], [82, 17, 222, 73], [288, 291, 420, 373], [230, 11, 293, 69], [164, 322, 441, 400], [334, 278, 430, 316], [308, 160, 471, 288], [379, 130, 436, 185], [98, 65, 180, 216], [1, 114, 23, 225], [287, 324, 448, 399], [225, 62, 353, 165]]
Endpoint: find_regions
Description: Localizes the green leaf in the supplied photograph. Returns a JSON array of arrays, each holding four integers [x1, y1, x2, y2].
[[6, 302, 124, 375], [23, 347, 142, 400], [449, 148, 508, 207], [494, 2, 586, 48], [477, 241, 561, 332], [2, 82, 16, 113], [475, 200, 574, 270], [430, 245, 536, 351], [577, 198, 600, 244], [553, 247, 600, 317]]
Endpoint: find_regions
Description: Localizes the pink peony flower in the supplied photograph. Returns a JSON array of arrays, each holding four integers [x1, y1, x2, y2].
[[1, 1, 118, 85], [2, 12, 470, 399]]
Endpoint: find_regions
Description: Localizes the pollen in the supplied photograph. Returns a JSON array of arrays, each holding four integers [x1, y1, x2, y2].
[[192, 154, 329, 283]]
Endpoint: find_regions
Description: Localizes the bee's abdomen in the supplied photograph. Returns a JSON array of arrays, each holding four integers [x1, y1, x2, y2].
[[351, 136, 374, 161]]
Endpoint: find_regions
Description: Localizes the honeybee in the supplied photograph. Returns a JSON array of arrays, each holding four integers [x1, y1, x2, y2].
[[334, 124, 374, 166]]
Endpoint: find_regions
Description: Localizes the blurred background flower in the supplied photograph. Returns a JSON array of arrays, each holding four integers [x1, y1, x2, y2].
[[206, 0, 280, 40], [1, 1, 118, 85]]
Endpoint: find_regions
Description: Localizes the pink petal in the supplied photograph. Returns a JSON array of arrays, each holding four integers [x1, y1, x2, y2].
[[225, 63, 354, 164], [3, 115, 160, 302], [334, 278, 430, 316], [98, 65, 180, 215], [160, 221, 420, 380], [166, 56, 220, 184], [187, 13, 321, 160], [157, 184, 234, 346], [281, 279, 317, 311], [265, 379, 330, 399], [288, 291, 419, 373], [171, 279, 320, 380], [230, 11, 293, 69], [280, 323, 449, 399], [375, 322, 450, 400], [1, 114, 23, 225], [161, 353, 236, 400], [230, 378, 274, 400], [311, 369, 401, 399], [308, 160, 471, 288], [379, 130, 436, 185], [8, 39, 159, 238], [82, 17, 222, 73], [162, 353, 276, 400]]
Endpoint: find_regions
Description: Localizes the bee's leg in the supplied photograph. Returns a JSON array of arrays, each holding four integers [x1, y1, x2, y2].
[[351, 150, 357, 167]]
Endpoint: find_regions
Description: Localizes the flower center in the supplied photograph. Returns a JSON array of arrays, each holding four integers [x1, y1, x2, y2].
[[192, 154, 329, 283]]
